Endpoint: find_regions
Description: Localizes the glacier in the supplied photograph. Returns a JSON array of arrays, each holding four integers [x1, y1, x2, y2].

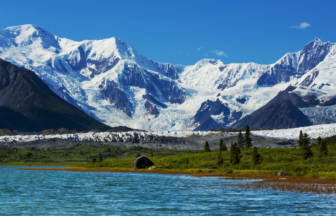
[[1, 25, 336, 131], [0, 123, 335, 143]]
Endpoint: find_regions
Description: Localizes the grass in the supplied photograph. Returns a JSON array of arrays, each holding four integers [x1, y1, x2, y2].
[[76, 145, 336, 178], [0, 144, 199, 166]]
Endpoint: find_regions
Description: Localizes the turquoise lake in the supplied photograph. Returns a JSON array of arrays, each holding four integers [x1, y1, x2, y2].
[[0, 166, 335, 215]]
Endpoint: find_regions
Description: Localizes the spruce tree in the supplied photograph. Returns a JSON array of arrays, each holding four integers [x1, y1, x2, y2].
[[317, 137, 328, 157], [237, 130, 244, 148], [219, 138, 224, 151], [91, 157, 97, 163], [230, 142, 241, 165], [216, 148, 223, 166], [252, 147, 261, 165], [298, 130, 304, 147], [150, 150, 153, 157], [98, 153, 103, 163], [316, 137, 322, 150], [244, 126, 253, 148], [222, 141, 228, 151], [301, 133, 313, 160], [219, 138, 227, 151], [204, 141, 211, 152]]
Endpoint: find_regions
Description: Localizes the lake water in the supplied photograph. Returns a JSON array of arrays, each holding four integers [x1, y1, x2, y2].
[[0, 166, 335, 215]]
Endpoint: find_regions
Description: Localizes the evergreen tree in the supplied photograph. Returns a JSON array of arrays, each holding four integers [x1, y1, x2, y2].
[[219, 139, 224, 151], [237, 130, 244, 148], [244, 126, 253, 148], [301, 133, 313, 160], [91, 157, 97, 163], [298, 130, 304, 147], [98, 153, 103, 163], [230, 142, 241, 165], [316, 137, 322, 149], [219, 138, 227, 151], [317, 137, 328, 156], [204, 141, 211, 152], [252, 147, 261, 165], [216, 148, 223, 166], [222, 141, 228, 151], [321, 140, 328, 156], [150, 150, 153, 157]]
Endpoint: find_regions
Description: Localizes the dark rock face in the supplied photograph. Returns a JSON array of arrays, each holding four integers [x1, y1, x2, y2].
[[150, 73, 186, 104], [232, 92, 312, 129], [217, 65, 242, 90], [142, 94, 167, 108], [320, 97, 336, 106], [87, 55, 120, 78], [153, 61, 180, 79], [257, 56, 298, 86], [236, 98, 246, 104], [145, 100, 159, 118], [0, 58, 111, 132], [121, 63, 186, 104], [257, 39, 333, 87], [270, 86, 321, 108], [300, 71, 319, 86], [297, 39, 333, 74], [131, 156, 154, 170], [99, 80, 132, 117], [194, 99, 242, 131], [66, 46, 87, 71], [121, 63, 147, 88]]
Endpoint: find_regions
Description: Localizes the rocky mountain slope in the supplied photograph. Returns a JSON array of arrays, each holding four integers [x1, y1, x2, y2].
[[0, 59, 110, 131], [232, 86, 312, 129], [0, 25, 336, 131]]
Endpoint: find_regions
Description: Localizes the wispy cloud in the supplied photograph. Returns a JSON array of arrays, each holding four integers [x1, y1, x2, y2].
[[291, 22, 310, 29], [212, 50, 228, 57], [197, 47, 204, 51]]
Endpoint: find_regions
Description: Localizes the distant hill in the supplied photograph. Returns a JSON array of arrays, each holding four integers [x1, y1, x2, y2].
[[232, 87, 312, 129], [0, 59, 111, 132]]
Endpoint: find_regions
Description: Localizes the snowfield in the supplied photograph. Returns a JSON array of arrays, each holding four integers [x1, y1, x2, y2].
[[252, 123, 336, 139], [0, 131, 219, 143], [0, 124, 336, 143], [1, 25, 336, 131]]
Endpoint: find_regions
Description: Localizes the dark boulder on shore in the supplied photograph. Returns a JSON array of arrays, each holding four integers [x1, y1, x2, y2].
[[131, 156, 154, 170]]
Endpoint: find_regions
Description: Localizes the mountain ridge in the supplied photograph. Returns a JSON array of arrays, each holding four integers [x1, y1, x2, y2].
[[1, 24, 336, 131]]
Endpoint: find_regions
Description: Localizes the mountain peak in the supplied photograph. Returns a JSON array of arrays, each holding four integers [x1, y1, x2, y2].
[[1, 24, 60, 50]]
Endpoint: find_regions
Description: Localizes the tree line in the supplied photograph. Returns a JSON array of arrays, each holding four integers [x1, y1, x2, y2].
[[204, 126, 329, 167]]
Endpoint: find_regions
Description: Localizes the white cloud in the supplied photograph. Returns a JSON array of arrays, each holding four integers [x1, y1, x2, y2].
[[212, 50, 228, 57], [197, 47, 204, 51], [291, 22, 310, 29]]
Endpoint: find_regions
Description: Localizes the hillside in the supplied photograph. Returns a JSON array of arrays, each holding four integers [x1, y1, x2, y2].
[[0, 59, 110, 132]]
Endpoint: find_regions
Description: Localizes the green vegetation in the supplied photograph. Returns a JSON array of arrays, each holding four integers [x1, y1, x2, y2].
[[219, 138, 227, 151], [76, 144, 336, 177], [74, 129, 336, 178], [0, 144, 199, 166], [216, 142, 224, 166], [2, 126, 336, 179], [244, 126, 253, 148], [204, 141, 211, 152], [237, 130, 244, 148], [252, 147, 261, 165]]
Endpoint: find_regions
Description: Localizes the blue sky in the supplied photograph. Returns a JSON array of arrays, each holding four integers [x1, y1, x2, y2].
[[0, 0, 335, 65]]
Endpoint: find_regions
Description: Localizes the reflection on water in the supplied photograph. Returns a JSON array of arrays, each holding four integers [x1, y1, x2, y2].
[[0, 166, 335, 215]]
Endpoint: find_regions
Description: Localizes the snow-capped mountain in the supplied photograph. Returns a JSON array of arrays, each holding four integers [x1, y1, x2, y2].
[[0, 24, 335, 131]]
